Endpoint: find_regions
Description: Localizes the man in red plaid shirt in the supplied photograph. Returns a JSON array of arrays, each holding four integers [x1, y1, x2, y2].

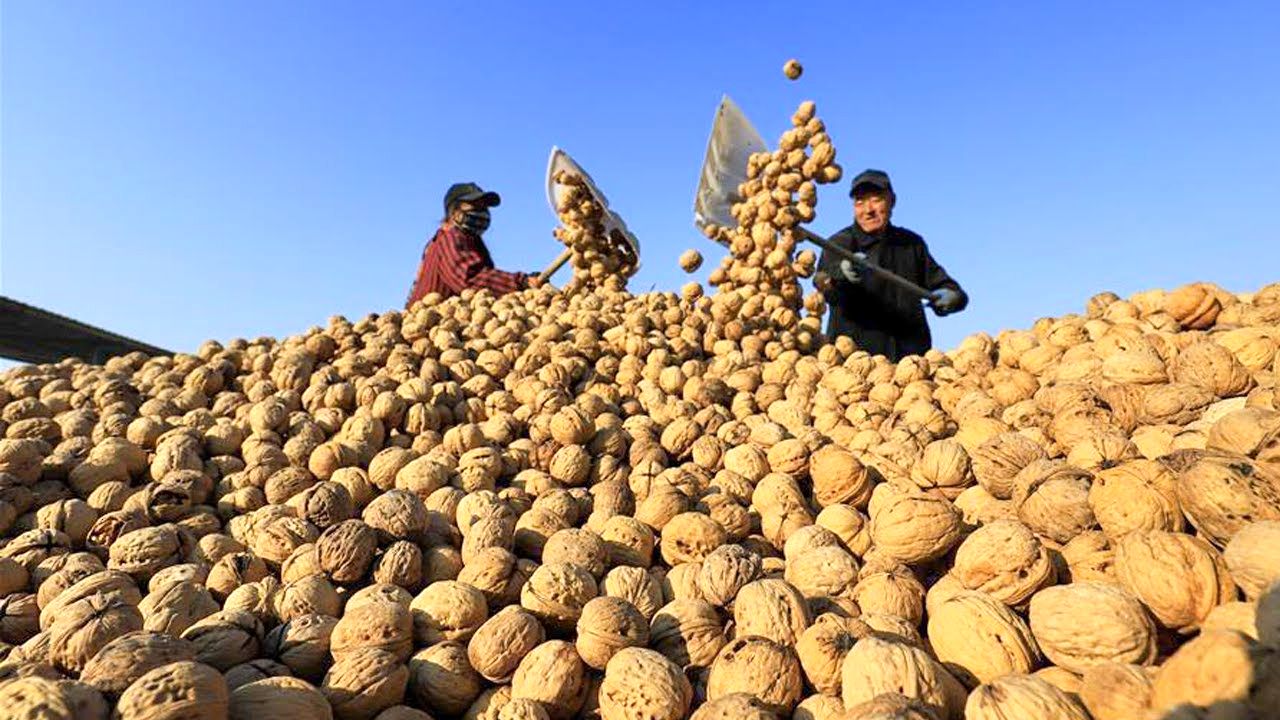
[[405, 182, 534, 308]]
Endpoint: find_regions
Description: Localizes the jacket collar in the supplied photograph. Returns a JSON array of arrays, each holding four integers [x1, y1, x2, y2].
[[848, 222, 896, 249]]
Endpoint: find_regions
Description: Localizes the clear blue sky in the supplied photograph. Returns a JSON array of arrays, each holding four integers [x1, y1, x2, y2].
[[3, 2, 1278, 355]]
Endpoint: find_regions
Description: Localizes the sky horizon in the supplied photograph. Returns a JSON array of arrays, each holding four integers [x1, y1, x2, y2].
[[3, 2, 1278, 358]]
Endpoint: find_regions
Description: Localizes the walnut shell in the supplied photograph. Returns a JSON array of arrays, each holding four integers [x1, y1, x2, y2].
[[520, 563, 597, 633], [659, 512, 727, 566], [1175, 453, 1280, 547], [964, 674, 1090, 720], [697, 544, 763, 608], [705, 635, 804, 715], [971, 432, 1047, 500], [808, 445, 873, 508], [107, 525, 191, 581], [332, 599, 414, 662], [138, 579, 219, 635], [1088, 459, 1184, 539], [691, 692, 777, 719], [599, 516, 655, 568], [840, 636, 964, 719], [1012, 461, 1097, 544], [795, 613, 859, 696], [79, 630, 196, 696], [732, 578, 810, 646], [263, 613, 338, 682], [468, 605, 546, 683], [649, 599, 726, 669], [600, 566, 664, 621], [116, 661, 230, 720], [1027, 581, 1157, 673], [598, 646, 693, 720], [926, 591, 1041, 687], [510, 640, 589, 720], [410, 580, 489, 646], [316, 519, 379, 585], [1113, 530, 1236, 632], [322, 647, 409, 720], [229, 676, 333, 720], [575, 596, 648, 670], [1223, 520, 1280, 599], [786, 545, 860, 603], [406, 640, 483, 717], [180, 610, 264, 672], [1078, 662, 1153, 720], [1149, 630, 1254, 714], [543, 528, 608, 578], [951, 520, 1056, 607], [867, 486, 961, 565]]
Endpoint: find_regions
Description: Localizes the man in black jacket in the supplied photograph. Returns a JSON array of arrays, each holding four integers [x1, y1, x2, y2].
[[816, 169, 968, 361]]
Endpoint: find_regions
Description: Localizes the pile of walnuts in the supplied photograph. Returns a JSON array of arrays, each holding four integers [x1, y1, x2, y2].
[[551, 170, 637, 294], [2, 82, 1280, 720]]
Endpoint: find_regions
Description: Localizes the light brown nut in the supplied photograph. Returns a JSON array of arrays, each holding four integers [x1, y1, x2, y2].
[[116, 661, 230, 720], [1078, 662, 1153, 720], [705, 635, 803, 715], [575, 596, 648, 670], [520, 562, 596, 633], [510, 640, 589, 720], [951, 519, 1056, 607], [468, 605, 546, 683], [963, 673, 1090, 720], [79, 630, 196, 697], [1223, 519, 1280, 599], [263, 613, 338, 682], [840, 636, 964, 719], [407, 641, 483, 717], [1113, 529, 1236, 632], [598, 647, 693, 720], [229, 676, 333, 720], [649, 599, 726, 670], [1149, 630, 1255, 714], [926, 591, 1041, 687], [322, 647, 409, 720], [1027, 581, 1157, 673], [332, 599, 414, 662]]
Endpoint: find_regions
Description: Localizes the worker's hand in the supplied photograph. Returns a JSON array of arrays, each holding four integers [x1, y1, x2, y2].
[[813, 271, 833, 292], [838, 252, 868, 283], [929, 287, 963, 315], [525, 274, 545, 289]]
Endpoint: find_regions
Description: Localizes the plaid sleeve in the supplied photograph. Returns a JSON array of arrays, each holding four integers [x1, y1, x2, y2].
[[439, 228, 526, 294], [405, 245, 432, 308]]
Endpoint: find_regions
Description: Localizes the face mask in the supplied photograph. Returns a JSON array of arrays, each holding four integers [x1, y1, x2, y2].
[[458, 209, 491, 234]]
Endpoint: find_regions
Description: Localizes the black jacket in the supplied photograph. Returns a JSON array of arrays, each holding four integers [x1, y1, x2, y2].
[[817, 223, 967, 361]]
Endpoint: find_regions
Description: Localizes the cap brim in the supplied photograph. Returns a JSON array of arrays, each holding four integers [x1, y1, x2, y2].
[[850, 181, 891, 197], [465, 191, 501, 207]]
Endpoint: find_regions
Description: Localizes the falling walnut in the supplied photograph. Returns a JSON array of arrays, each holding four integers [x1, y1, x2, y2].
[[783, 59, 803, 80]]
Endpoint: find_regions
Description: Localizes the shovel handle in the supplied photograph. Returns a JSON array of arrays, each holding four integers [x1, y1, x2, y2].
[[795, 227, 933, 301], [537, 248, 573, 286]]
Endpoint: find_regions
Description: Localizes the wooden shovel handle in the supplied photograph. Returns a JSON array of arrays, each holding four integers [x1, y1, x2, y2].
[[537, 248, 573, 286]]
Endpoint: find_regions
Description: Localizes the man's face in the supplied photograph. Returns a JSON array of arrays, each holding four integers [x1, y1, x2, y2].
[[854, 189, 893, 234]]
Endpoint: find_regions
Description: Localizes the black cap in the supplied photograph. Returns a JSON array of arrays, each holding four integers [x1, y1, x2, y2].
[[849, 169, 893, 197], [443, 182, 501, 214]]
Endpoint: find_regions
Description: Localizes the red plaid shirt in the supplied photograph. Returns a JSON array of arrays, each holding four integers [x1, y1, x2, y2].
[[406, 225, 527, 307]]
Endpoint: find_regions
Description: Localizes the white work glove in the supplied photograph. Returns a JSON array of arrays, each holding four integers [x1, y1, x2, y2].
[[838, 253, 869, 283], [930, 287, 963, 315]]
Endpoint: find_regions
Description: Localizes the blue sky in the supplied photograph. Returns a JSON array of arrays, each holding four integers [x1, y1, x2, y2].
[[3, 2, 1278, 356]]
